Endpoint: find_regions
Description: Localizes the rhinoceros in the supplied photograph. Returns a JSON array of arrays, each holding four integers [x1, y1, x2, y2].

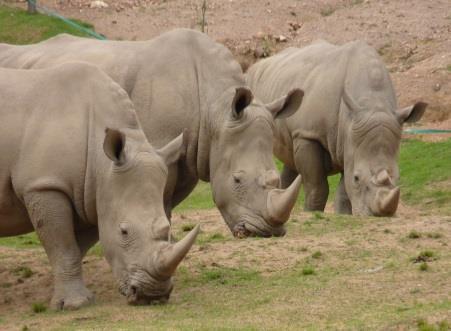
[[0, 63, 199, 310], [246, 41, 427, 216], [0, 29, 304, 237]]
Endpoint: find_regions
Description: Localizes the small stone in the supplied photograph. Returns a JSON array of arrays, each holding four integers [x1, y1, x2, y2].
[[276, 35, 288, 42], [90, 0, 108, 9], [254, 46, 265, 59], [433, 83, 441, 91]]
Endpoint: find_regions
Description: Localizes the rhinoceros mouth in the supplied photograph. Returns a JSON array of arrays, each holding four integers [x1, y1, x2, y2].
[[232, 218, 286, 238], [119, 271, 173, 305]]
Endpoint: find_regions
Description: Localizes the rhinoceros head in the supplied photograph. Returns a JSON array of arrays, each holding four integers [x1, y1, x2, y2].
[[342, 87, 427, 216], [98, 129, 199, 305], [210, 87, 304, 237]]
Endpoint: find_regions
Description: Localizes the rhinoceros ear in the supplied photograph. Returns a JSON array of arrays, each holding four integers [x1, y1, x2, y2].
[[266, 89, 304, 119], [397, 102, 428, 124], [231, 87, 253, 120], [157, 130, 187, 166], [103, 128, 127, 166]]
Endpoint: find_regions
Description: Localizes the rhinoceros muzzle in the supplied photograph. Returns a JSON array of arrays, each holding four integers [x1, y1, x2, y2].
[[126, 282, 173, 305], [232, 219, 286, 238]]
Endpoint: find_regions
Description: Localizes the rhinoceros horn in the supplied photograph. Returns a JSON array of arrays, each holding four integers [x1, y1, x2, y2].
[[375, 187, 400, 216], [379, 186, 400, 216], [267, 175, 302, 225], [156, 224, 200, 278]]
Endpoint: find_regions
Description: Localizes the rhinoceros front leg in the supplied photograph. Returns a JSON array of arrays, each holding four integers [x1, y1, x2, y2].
[[293, 138, 329, 211], [334, 174, 352, 214], [24, 190, 94, 310]]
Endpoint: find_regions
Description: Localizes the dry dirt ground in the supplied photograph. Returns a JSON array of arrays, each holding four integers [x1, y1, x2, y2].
[[8, 0, 451, 128]]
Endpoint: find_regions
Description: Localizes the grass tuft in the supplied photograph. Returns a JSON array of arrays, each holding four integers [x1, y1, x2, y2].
[[419, 262, 429, 271], [311, 251, 323, 259], [301, 266, 315, 276], [412, 250, 436, 263], [407, 230, 422, 239], [13, 266, 34, 279], [182, 224, 195, 232], [31, 302, 47, 313]]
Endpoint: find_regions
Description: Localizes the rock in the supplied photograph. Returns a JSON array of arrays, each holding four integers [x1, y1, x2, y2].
[[433, 83, 441, 92], [254, 46, 265, 59], [90, 0, 108, 9], [276, 35, 288, 42]]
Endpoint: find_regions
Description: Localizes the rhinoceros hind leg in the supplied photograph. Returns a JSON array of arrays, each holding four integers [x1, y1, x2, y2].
[[334, 174, 352, 214], [293, 138, 329, 211], [24, 190, 94, 310], [281, 164, 298, 189]]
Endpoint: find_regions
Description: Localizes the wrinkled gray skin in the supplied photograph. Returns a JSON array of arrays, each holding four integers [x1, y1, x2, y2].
[[0, 63, 199, 310], [0, 29, 304, 237], [247, 41, 427, 216]]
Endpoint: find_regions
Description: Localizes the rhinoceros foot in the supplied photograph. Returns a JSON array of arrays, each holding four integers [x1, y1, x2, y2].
[[51, 281, 94, 310]]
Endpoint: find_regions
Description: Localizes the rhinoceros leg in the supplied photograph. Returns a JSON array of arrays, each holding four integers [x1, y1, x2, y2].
[[293, 138, 329, 211], [75, 226, 99, 258], [334, 174, 352, 214], [281, 164, 298, 189], [24, 190, 94, 310]]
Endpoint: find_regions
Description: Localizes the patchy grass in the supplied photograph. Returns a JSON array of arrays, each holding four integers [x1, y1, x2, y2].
[[0, 5, 97, 44], [0, 233, 40, 249], [0, 209, 450, 330]]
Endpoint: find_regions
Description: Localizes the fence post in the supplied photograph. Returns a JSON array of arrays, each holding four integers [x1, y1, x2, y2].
[[27, 0, 37, 14]]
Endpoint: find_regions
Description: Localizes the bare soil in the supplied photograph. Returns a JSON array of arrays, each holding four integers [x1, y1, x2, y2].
[[7, 0, 451, 128]]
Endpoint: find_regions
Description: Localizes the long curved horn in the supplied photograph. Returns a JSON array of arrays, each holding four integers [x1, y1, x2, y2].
[[156, 224, 200, 278], [267, 175, 302, 225], [377, 187, 400, 216]]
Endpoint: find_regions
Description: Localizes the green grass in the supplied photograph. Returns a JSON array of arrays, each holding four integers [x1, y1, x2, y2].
[[399, 139, 451, 212], [0, 5, 96, 45], [174, 139, 451, 214]]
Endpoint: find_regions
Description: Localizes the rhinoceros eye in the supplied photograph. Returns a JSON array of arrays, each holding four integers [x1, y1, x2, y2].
[[119, 223, 129, 236]]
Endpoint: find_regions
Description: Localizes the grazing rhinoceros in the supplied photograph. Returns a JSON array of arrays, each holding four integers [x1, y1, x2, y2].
[[0, 63, 199, 310], [246, 41, 427, 216], [0, 29, 304, 238]]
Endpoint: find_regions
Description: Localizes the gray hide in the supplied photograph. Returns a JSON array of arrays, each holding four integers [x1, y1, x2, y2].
[[0, 63, 199, 310], [246, 41, 427, 216], [0, 29, 304, 237]]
